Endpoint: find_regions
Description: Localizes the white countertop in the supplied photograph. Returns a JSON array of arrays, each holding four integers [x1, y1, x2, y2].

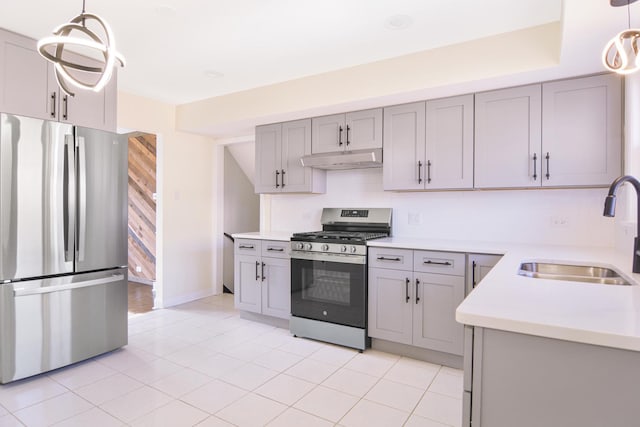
[[369, 237, 640, 352], [231, 231, 292, 241]]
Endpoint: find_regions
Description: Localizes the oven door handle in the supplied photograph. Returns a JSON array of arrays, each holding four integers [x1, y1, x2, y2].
[[291, 251, 365, 265]]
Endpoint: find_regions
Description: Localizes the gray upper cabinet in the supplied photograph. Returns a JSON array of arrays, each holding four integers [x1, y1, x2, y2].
[[255, 123, 282, 193], [475, 75, 622, 190], [254, 119, 326, 194], [311, 108, 382, 154], [474, 84, 542, 189], [541, 74, 622, 187], [383, 102, 426, 191], [383, 95, 473, 191], [0, 30, 51, 121], [0, 28, 117, 131], [60, 51, 117, 132], [425, 95, 474, 189]]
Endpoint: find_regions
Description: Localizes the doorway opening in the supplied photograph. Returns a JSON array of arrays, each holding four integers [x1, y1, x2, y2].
[[127, 132, 157, 314], [223, 142, 259, 294]]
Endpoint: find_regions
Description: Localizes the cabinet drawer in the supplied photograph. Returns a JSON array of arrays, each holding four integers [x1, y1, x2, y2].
[[235, 239, 261, 255], [368, 247, 413, 271], [414, 250, 465, 275], [261, 240, 289, 258]]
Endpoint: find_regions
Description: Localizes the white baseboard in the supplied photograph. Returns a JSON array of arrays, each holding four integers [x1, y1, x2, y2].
[[162, 289, 216, 308], [128, 276, 154, 286]]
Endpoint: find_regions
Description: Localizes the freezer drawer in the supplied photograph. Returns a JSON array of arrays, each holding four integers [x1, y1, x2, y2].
[[0, 268, 127, 383]]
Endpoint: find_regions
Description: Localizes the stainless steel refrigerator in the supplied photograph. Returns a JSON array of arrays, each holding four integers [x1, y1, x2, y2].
[[0, 113, 128, 383]]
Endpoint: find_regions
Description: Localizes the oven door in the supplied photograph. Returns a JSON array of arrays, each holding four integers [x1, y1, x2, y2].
[[290, 251, 366, 328]]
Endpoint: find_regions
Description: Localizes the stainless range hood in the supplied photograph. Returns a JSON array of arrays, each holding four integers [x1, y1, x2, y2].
[[300, 148, 383, 170]]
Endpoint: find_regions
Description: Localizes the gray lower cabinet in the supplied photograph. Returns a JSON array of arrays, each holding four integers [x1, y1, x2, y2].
[[368, 247, 465, 355], [234, 239, 290, 319], [466, 253, 502, 295], [464, 327, 640, 427]]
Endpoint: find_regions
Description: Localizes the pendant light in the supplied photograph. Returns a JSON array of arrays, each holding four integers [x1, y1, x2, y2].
[[37, 0, 125, 96], [603, 0, 640, 74]]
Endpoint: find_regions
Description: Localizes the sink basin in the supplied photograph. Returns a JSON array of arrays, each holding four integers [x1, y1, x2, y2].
[[518, 262, 632, 286]]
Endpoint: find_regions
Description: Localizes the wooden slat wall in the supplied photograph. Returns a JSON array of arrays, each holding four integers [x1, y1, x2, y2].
[[128, 133, 157, 282]]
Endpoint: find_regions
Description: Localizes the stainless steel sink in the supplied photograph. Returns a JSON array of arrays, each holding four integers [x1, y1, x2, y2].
[[518, 262, 632, 286]]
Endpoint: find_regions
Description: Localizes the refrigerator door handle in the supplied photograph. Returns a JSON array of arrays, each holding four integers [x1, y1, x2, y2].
[[76, 136, 87, 262], [64, 134, 76, 263], [13, 274, 124, 297]]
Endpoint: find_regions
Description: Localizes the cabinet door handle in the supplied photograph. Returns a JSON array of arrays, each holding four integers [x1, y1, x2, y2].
[[50, 92, 57, 118], [472, 260, 477, 287], [427, 160, 432, 184], [377, 256, 401, 261], [275, 170, 280, 188], [346, 125, 350, 146], [255, 261, 260, 280], [418, 161, 423, 184], [338, 125, 344, 146], [262, 262, 266, 281], [532, 153, 538, 181], [415, 278, 420, 304], [281, 169, 285, 188], [424, 260, 452, 266], [545, 152, 550, 180], [239, 245, 255, 249], [62, 95, 68, 120], [405, 278, 410, 303], [267, 247, 284, 252]]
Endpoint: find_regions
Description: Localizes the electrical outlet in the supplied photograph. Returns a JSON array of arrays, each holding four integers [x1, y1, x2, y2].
[[550, 216, 569, 228], [135, 265, 142, 273], [408, 211, 422, 225]]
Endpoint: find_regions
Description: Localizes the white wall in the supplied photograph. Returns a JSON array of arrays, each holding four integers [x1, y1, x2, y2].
[[118, 92, 219, 308], [265, 168, 614, 248], [615, 73, 640, 253]]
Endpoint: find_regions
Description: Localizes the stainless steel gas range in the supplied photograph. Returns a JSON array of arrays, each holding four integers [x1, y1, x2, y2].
[[289, 208, 392, 351]]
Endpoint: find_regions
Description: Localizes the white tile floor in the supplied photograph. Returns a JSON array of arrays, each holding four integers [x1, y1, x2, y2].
[[0, 294, 463, 427]]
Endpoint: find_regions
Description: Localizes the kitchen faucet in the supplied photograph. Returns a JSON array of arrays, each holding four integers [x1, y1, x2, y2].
[[603, 175, 640, 273]]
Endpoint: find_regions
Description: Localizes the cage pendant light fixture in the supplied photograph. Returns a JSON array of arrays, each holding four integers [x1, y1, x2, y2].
[[603, 0, 640, 74], [37, 0, 125, 96]]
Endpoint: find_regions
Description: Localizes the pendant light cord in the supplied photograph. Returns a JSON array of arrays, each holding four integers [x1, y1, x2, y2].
[[628, 1, 632, 28], [81, 0, 86, 27]]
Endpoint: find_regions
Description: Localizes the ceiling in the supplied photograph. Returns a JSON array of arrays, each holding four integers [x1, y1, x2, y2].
[[0, 0, 563, 105]]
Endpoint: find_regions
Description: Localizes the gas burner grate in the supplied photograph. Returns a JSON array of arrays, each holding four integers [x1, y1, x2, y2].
[[293, 231, 388, 242]]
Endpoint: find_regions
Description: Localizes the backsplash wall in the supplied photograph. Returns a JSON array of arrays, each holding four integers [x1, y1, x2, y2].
[[265, 168, 615, 247]]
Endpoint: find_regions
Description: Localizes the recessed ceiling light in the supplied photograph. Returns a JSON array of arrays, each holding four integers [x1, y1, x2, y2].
[[204, 70, 224, 79], [385, 14, 413, 30]]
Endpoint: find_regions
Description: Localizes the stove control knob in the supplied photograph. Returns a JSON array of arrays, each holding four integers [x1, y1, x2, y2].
[[304, 243, 313, 251], [350, 246, 357, 253], [295, 242, 304, 250], [341, 245, 347, 253], [321, 244, 329, 251]]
